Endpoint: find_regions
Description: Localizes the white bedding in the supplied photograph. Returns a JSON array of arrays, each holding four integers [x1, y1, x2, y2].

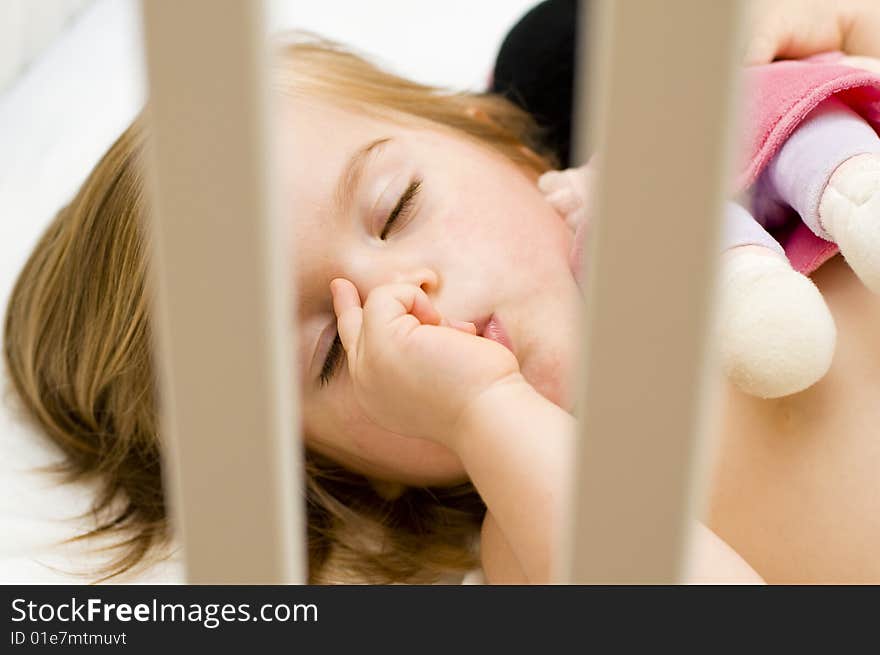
[[0, 0, 538, 584]]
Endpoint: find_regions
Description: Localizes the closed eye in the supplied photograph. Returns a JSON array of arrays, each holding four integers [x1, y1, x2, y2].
[[319, 178, 423, 388], [319, 333, 344, 388], [380, 179, 422, 240]]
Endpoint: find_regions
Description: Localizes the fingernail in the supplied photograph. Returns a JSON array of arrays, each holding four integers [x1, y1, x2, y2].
[[449, 319, 477, 334]]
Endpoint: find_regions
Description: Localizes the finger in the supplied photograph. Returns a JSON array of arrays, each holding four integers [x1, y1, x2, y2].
[[743, 32, 778, 65], [741, 4, 786, 65], [772, 28, 840, 62], [442, 318, 477, 335], [743, 15, 839, 65], [330, 278, 363, 358], [407, 286, 443, 326], [362, 283, 442, 340]]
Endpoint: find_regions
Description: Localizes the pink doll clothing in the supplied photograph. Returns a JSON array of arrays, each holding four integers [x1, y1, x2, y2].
[[725, 96, 880, 256], [753, 97, 880, 242], [570, 57, 880, 288], [737, 57, 880, 276]]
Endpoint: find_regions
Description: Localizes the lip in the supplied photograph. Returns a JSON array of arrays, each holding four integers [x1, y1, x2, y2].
[[477, 313, 514, 354]]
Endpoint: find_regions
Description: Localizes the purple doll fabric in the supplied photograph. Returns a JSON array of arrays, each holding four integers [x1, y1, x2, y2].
[[724, 95, 880, 256], [734, 55, 880, 275]]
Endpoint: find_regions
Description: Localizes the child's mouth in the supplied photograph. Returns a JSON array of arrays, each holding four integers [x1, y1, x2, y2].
[[477, 314, 515, 354]]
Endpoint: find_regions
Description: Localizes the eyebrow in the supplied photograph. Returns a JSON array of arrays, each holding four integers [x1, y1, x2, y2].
[[333, 136, 393, 218]]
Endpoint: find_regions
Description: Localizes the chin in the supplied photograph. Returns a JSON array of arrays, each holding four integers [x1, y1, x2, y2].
[[522, 355, 575, 413]]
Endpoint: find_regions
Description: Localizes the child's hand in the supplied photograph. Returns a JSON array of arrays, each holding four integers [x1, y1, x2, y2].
[[330, 278, 523, 450], [538, 163, 594, 290], [743, 0, 880, 66]]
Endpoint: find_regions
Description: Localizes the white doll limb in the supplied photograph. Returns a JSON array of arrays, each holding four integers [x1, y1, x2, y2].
[[539, 168, 838, 398], [538, 165, 594, 294], [819, 153, 880, 294], [757, 96, 880, 294], [718, 203, 836, 399], [819, 57, 880, 293], [538, 163, 593, 230], [817, 56, 880, 293]]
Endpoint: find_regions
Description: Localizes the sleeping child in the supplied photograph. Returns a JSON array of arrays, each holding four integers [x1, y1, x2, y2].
[[4, 29, 879, 583]]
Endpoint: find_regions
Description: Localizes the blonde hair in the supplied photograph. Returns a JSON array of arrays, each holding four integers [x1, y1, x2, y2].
[[2, 33, 557, 583]]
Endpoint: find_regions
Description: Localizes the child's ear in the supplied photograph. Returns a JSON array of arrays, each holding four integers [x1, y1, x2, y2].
[[367, 477, 407, 501]]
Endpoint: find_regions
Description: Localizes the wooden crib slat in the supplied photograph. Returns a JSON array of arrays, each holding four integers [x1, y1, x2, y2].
[[140, 0, 304, 583], [561, 0, 744, 583]]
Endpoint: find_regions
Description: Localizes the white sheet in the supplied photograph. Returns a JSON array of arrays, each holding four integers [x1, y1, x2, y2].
[[0, 0, 97, 93], [0, 0, 539, 583]]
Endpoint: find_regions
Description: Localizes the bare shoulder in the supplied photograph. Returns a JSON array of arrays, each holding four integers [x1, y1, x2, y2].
[[481, 514, 764, 584], [709, 256, 880, 582]]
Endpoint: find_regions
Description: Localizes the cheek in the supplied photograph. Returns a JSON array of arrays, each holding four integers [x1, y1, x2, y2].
[[486, 201, 573, 283], [300, 392, 382, 475], [302, 385, 467, 484], [312, 382, 374, 455], [458, 170, 571, 260]]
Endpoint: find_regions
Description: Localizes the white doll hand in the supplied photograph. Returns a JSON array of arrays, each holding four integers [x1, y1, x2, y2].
[[818, 153, 880, 294], [537, 162, 594, 231], [718, 245, 836, 398], [538, 162, 595, 289]]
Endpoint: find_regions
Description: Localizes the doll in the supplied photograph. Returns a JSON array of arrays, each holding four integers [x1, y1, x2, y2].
[[536, 55, 880, 398]]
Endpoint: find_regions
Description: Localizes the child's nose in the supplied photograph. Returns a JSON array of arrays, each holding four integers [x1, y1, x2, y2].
[[392, 267, 440, 296]]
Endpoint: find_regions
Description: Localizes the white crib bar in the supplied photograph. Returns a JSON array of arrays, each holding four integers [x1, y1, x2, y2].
[[140, 0, 304, 583], [561, 0, 744, 583]]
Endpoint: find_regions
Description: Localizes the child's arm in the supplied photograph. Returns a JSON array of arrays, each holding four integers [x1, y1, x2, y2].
[[684, 522, 766, 584], [329, 279, 763, 584], [454, 377, 575, 584], [458, 382, 765, 584], [482, 511, 765, 584]]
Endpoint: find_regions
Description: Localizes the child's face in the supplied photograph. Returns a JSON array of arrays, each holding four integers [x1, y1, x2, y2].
[[279, 98, 581, 486]]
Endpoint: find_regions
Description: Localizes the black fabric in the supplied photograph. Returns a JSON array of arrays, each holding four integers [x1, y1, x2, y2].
[[490, 0, 585, 168]]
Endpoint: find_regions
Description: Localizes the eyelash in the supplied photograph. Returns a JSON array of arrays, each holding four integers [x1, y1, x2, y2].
[[319, 333, 343, 387], [319, 178, 423, 387], [380, 178, 422, 240]]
